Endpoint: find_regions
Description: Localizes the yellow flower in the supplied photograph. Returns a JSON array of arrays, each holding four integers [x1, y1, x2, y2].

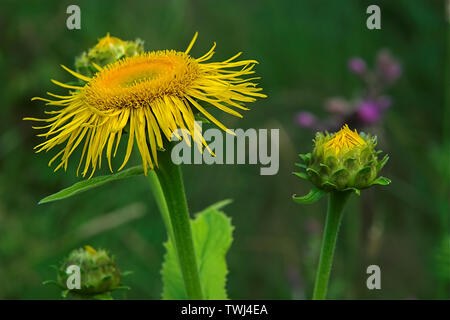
[[294, 124, 390, 194], [25, 33, 266, 177], [323, 124, 366, 157]]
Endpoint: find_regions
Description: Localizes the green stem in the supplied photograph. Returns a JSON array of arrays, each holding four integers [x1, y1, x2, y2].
[[312, 191, 351, 300], [147, 170, 175, 245], [154, 146, 203, 300]]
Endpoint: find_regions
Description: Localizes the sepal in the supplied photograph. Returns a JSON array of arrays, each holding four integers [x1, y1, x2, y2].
[[369, 176, 391, 186], [292, 188, 326, 204]]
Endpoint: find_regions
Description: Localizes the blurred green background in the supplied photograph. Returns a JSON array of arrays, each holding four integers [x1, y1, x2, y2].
[[0, 0, 448, 299]]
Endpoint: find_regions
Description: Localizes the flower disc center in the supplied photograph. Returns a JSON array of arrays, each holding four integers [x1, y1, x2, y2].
[[102, 58, 176, 88], [84, 51, 199, 111]]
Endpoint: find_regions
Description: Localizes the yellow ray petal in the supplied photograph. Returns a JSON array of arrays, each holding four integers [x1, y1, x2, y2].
[[185, 32, 198, 55], [60, 65, 92, 82]]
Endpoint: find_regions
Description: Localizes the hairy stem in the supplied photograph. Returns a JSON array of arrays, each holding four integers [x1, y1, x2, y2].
[[153, 146, 203, 300], [312, 191, 351, 300], [147, 170, 175, 245]]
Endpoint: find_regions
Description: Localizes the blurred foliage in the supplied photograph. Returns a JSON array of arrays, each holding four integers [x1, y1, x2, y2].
[[0, 0, 448, 299]]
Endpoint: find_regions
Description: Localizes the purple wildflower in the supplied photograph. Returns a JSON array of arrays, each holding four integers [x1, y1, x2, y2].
[[376, 50, 402, 83], [295, 111, 317, 128], [356, 101, 381, 125], [295, 49, 401, 131], [348, 57, 367, 75]]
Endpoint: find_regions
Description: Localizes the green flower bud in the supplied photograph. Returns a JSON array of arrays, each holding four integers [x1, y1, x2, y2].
[[57, 245, 121, 297], [75, 33, 144, 77], [293, 125, 390, 202]]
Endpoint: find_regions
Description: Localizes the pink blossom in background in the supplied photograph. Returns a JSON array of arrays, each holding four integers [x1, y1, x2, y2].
[[295, 112, 317, 128], [356, 101, 381, 125], [348, 57, 367, 75], [294, 49, 401, 131]]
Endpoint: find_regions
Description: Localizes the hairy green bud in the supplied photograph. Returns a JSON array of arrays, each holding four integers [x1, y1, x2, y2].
[[57, 245, 121, 297], [75, 33, 144, 77], [293, 125, 390, 203]]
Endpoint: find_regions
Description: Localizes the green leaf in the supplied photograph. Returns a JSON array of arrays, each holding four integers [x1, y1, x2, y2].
[[299, 153, 312, 164], [292, 171, 308, 180], [306, 167, 321, 186], [377, 154, 389, 171], [295, 162, 307, 169], [292, 188, 326, 204], [39, 165, 145, 204], [42, 280, 59, 287], [92, 293, 113, 300], [331, 168, 350, 189], [324, 156, 338, 170], [342, 187, 361, 196], [344, 158, 357, 170], [161, 200, 234, 299], [321, 181, 338, 191], [354, 166, 373, 187], [200, 199, 233, 212], [370, 176, 391, 186], [319, 163, 331, 175], [120, 270, 134, 277]]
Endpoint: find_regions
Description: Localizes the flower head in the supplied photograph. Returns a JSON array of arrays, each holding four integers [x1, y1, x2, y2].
[[322, 124, 366, 157], [376, 49, 402, 83], [25, 33, 266, 177], [356, 100, 382, 125], [57, 245, 121, 297], [293, 125, 390, 200], [296, 111, 317, 128], [348, 57, 367, 75]]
